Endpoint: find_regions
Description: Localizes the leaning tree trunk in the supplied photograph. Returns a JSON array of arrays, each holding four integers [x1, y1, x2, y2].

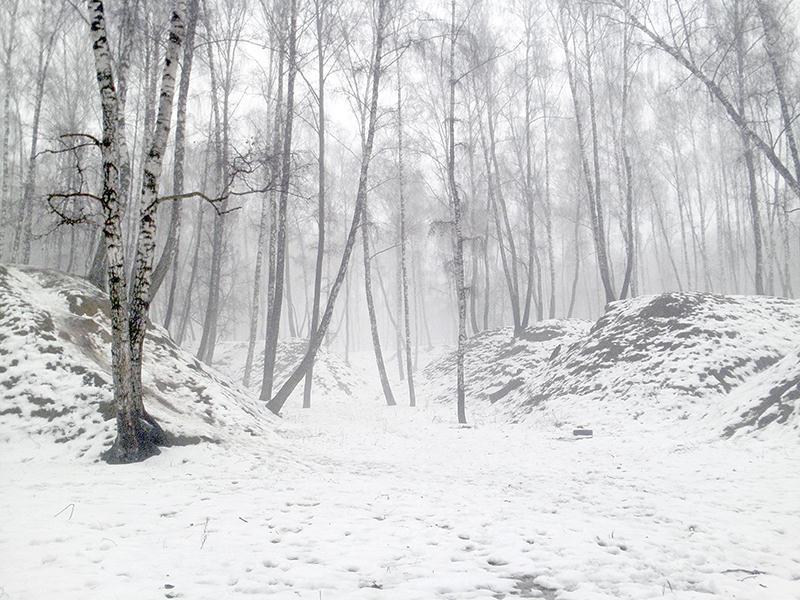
[[266, 0, 388, 414], [362, 199, 397, 406], [260, 0, 298, 404]]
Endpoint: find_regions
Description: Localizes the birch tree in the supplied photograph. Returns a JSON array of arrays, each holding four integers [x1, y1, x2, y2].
[[82, 0, 187, 463]]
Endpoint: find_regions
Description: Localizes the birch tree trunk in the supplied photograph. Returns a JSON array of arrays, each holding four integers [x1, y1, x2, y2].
[[128, 0, 186, 423], [449, 0, 467, 424], [151, 0, 200, 298], [617, 10, 635, 299], [87, 0, 138, 290]]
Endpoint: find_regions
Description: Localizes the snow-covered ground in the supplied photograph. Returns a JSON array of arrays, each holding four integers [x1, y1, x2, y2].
[[2, 269, 799, 599], [2, 371, 799, 600]]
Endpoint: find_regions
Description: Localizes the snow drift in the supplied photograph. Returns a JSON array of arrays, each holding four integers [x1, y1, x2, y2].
[[419, 320, 591, 416], [0, 265, 275, 460], [515, 292, 800, 435]]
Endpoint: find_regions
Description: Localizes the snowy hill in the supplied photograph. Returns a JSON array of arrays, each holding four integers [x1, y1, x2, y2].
[[515, 292, 800, 435], [214, 338, 370, 407], [0, 265, 276, 460], [419, 320, 591, 417]]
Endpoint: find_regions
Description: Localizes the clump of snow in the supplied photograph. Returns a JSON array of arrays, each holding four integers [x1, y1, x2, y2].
[[418, 320, 591, 418], [517, 292, 800, 435], [0, 265, 278, 460]]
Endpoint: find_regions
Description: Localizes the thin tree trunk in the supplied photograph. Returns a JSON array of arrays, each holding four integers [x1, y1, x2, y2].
[[362, 199, 397, 406], [304, 0, 327, 408], [449, 0, 467, 424], [558, 5, 616, 304], [196, 14, 229, 364], [260, 0, 298, 403], [17, 18, 56, 263], [267, 0, 389, 414], [0, 0, 19, 261], [582, 7, 615, 303], [566, 198, 582, 318], [734, 0, 764, 294], [541, 95, 556, 318], [487, 92, 522, 332]]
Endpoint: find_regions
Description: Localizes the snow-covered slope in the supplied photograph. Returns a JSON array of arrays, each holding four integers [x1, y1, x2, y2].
[[515, 292, 800, 434], [0, 265, 276, 460], [419, 320, 591, 417], [214, 338, 370, 406], [718, 348, 800, 440]]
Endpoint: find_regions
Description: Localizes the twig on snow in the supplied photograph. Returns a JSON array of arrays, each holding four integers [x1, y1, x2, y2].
[[53, 503, 75, 520]]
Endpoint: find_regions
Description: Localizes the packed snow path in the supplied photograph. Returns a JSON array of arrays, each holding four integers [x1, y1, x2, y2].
[[2, 395, 798, 600]]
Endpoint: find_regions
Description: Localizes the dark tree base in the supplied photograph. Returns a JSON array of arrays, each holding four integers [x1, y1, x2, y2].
[[102, 412, 168, 465]]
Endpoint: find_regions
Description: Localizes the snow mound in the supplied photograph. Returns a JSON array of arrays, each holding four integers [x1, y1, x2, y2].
[[516, 292, 800, 434], [0, 265, 276, 460], [214, 338, 369, 403], [719, 348, 800, 439], [419, 320, 591, 415]]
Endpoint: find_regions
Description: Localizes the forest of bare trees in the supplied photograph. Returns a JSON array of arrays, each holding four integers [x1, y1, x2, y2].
[[1, 0, 799, 459]]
